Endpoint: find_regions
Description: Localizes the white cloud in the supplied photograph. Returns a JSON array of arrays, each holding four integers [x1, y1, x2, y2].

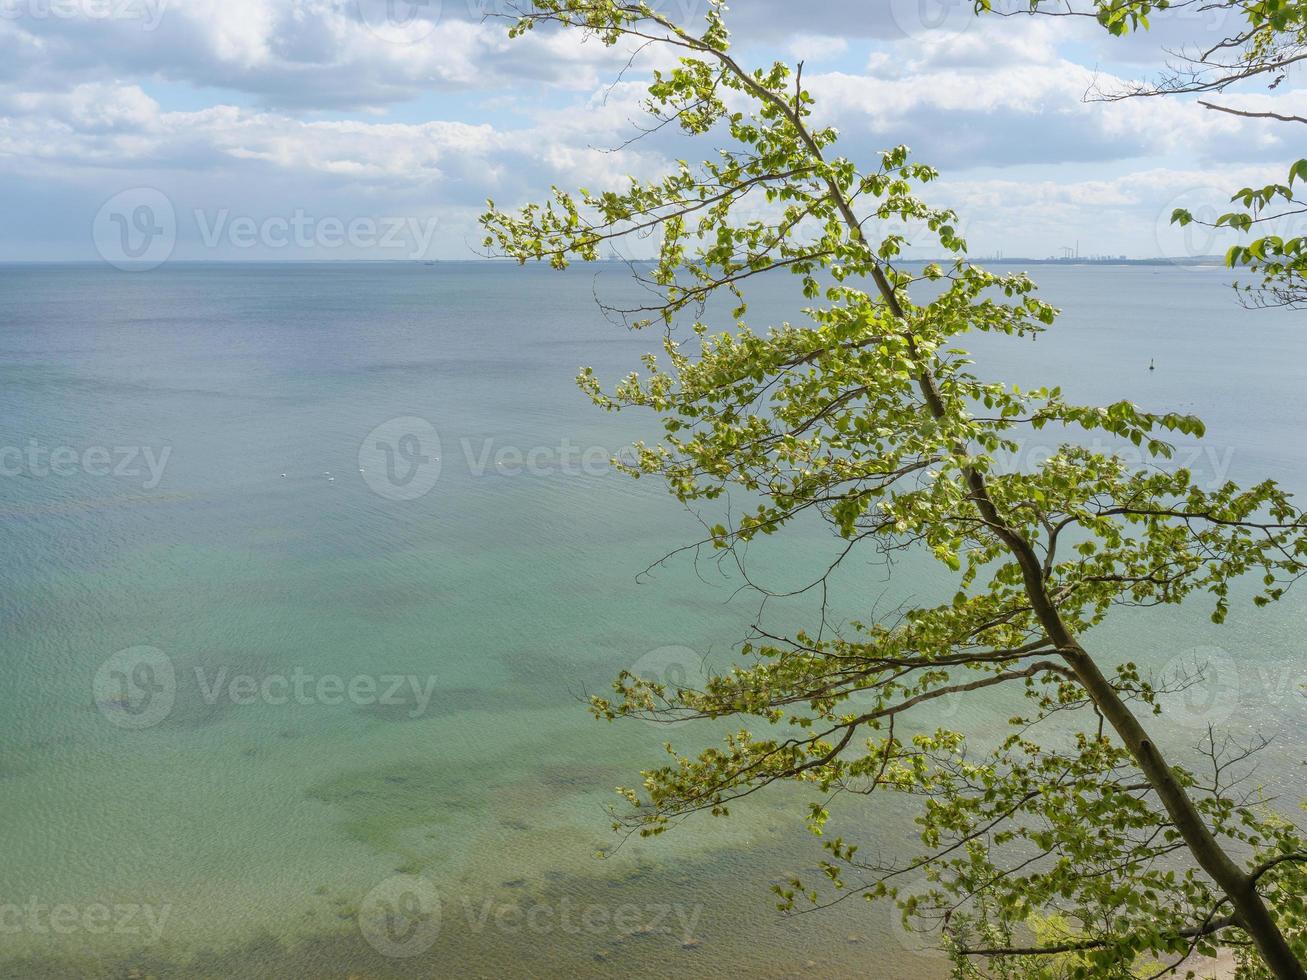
[[788, 34, 848, 64], [0, 0, 1301, 260]]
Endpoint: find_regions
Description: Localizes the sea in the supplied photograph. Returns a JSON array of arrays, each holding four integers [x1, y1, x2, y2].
[[1, 261, 1304, 978]]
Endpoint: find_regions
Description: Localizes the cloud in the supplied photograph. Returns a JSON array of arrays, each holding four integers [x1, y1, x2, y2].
[[806, 50, 1274, 171], [0, 73, 681, 259], [0, 73, 677, 184], [0, 0, 1302, 260], [926, 164, 1299, 259], [787, 33, 849, 64], [0, 0, 638, 110]]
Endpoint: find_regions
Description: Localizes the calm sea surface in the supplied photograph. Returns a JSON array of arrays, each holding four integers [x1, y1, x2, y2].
[[1, 262, 1304, 978]]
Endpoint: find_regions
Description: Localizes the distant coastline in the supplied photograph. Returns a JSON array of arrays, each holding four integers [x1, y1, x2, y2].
[[0, 255, 1231, 266], [592, 255, 1232, 268], [941, 255, 1228, 267]]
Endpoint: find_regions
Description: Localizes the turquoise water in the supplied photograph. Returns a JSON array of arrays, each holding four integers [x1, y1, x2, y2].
[[0, 262, 1303, 978]]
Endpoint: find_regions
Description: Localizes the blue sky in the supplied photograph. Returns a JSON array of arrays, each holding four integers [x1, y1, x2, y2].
[[1, 0, 1303, 262]]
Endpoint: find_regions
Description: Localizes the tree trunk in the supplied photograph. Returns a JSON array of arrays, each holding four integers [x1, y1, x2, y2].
[[1064, 646, 1306, 979], [669, 31, 1306, 974]]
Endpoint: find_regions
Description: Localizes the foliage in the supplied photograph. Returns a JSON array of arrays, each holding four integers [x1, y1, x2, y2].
[[482, 3, 1307, 976], [998, 0, 1307, 307], [1174, 160, 1307, 309]]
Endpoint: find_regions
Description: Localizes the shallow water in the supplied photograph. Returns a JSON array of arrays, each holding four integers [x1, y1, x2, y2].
[[0, 261, 1303, 978]]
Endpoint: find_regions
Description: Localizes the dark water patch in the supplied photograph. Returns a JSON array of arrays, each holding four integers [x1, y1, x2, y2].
[[534, 763, 623, 794], [499, 646, 593, 690], [305, 762, 498, 853], [0, 365, 235, 401], [352, 685, 504, 724], [0, 754, 37, 781]]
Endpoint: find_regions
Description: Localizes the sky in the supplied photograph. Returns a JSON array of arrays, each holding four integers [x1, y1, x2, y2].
[[1, 0, 1304, 263]]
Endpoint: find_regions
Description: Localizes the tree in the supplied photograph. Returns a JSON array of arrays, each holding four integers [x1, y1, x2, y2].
[[481, 3, 1307, 976], [992, 0, 1307, 308]]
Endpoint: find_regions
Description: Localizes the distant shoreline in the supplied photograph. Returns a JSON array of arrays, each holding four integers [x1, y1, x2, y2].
[[928, 256, 1227, 267], [0, 256, 1230, 267]]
